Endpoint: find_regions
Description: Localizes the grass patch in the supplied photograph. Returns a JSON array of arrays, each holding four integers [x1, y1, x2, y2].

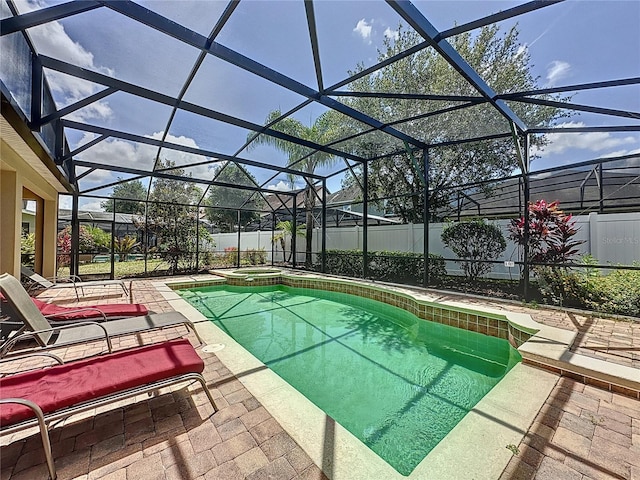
[[58, 259, 169, 278]]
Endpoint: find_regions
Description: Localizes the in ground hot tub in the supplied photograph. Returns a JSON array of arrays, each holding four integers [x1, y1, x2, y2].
[[210, 267, 283, 285], [231, 267, 282, 275]]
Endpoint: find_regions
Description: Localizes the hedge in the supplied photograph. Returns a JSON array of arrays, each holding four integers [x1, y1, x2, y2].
[[316, 250, 446, 286]]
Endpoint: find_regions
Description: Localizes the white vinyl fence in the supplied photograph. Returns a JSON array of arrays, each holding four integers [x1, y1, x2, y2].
[[211, 212, 640, 278]]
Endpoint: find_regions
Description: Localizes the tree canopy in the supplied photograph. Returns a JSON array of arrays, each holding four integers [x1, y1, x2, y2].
[[101, 178, 146, 214], [204, 163, 265, 232], [139, 160, 208, 272], [338, 25, 569, 222]]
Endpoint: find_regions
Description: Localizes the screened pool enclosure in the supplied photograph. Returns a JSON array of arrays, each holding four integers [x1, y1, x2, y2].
[[2, 0, 639, 304]]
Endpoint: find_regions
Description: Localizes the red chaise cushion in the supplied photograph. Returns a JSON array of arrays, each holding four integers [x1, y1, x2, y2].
[[0, 339, 203, 427], [0, 294, 148, 320], [33, 297, 148, 320]]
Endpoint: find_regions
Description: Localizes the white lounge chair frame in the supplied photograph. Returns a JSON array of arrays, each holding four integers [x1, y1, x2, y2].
[[21, 266, 128, 300], [0, 273, 204, 358]]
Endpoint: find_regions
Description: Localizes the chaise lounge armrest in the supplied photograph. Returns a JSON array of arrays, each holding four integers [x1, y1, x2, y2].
[[0, 321, 112, 358], [0, 351, 64, 371]]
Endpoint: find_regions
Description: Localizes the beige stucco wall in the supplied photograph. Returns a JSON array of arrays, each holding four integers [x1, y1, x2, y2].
[[1, 132, 67, 278]]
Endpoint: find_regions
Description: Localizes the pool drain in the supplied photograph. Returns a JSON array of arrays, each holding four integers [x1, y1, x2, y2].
[[202, 343, 226, 353]]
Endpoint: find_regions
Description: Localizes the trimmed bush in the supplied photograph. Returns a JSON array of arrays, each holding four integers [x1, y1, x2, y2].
[[318, 249, 446, 286], [580, 267, 640, 317], [442, 219, 506, 281]]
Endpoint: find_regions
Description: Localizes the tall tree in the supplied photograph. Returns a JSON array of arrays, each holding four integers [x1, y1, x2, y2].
[[249, 110, 342, 265], [138, 160, 208, 272], [204, 163, 265, 232], [101, 178, 146, 214], [339, 24, 569, 222]]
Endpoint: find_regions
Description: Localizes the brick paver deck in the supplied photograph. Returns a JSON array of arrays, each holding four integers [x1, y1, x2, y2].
[[422, 289, 640, 369], [500, 377, 640, 480], [1, 276, 638, 479], [0, 279, 328, 480]]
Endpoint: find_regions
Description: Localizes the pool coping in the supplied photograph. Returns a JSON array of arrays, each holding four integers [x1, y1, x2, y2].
[[206, 269, 640, 397], [152, 272, 639, 479]]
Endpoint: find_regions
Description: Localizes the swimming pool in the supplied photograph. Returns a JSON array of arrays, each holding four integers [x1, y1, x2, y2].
[[180, 284, 521, 475]]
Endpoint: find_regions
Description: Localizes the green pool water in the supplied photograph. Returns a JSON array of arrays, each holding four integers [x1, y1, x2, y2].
[[180, 284, 521, 476]]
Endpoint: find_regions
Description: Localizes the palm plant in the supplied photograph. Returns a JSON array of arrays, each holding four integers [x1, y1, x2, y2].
[[114, 235, 140, 262], [272, 220, 306, 263], [249, 110, 341, 266]]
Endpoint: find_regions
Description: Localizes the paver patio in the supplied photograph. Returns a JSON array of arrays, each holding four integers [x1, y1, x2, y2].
[[1, 275, 638, 479]]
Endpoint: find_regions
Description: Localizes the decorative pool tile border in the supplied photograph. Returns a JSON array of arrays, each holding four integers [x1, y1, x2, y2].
[[282, 276, 536, 347], [169, 273, 534, 348], [167, 272, 639, 398]]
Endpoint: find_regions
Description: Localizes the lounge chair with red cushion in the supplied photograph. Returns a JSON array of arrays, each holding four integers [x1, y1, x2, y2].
[[33, 296, 149, 320], [0, 338, 217, 480], [1, 294, 149, 321], [21, 266, 129, 300], [0, 273, 204, 358]]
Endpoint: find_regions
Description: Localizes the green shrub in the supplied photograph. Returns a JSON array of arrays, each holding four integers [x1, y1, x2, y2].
[[114, 235, 140, 262], [573, 260, 640, 317], [20, 232, 35, 255], [322, 250, 363, 278], [318, 250, 446, 285], [21, 232, 36, 267], [442, 219, 506, 281], [221, 247, 238, 266], [199, 251, 215, 268], [536, 258, 640, 317], [534, 266, 581, 306], [243, 248, 267, 265], [85, 226, 111, 252]]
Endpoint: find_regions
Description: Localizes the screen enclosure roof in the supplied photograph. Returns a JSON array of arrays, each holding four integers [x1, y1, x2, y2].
[[1, 0, 638, 210]]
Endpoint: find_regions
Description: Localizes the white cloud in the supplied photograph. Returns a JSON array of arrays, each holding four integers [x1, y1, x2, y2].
[[59, 192, 107, 212], [266, 180, 293, 192], [533, 121, 638, 157], [79, 200, 105, 212], [353, 19, 373, 44], [76, 132, 150, 170], [74, 131, 216, 188], [383, 27, 399, 42], [149, 132, 217, 179], [58, 195, 72, 210], [76, 166, 116, 183], [600, 148, 640, 158], [545, 60, 571, 87], [151, 131, 199, 149], [67, 101, 114, 122], [16, 0, 114, 121]]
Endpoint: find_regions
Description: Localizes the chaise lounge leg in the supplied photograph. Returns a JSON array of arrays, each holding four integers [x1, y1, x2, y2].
[[194, 375, 218, 413], [0, 399, 56, 479], [187, 324, 205, 347]]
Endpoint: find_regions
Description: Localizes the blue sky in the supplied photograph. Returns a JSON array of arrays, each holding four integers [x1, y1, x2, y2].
[[10, 0, 640, 211]]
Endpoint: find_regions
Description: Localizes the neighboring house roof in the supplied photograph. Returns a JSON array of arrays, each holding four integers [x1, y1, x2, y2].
[[326, 183, 362, 206], [332, 208, 402, 224], [450, 167, 640, 218], [263, 186, 327, 213], [57, 209, 139, 224], [57, 209, 215, 227]]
